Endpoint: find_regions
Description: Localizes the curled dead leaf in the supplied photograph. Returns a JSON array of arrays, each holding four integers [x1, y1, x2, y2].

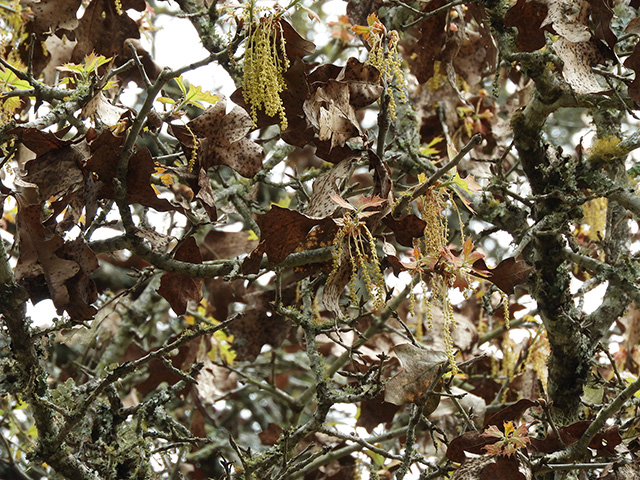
[[384, 343, 448, 406]]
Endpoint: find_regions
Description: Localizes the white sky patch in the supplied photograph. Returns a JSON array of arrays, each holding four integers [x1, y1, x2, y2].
[[26, 299, 58, 328], [570, 276, 608, 315]]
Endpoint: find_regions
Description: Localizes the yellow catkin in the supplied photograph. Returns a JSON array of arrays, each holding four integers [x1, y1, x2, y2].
[[114, 0, 123, 15], [582, 197, 607, 241], [242, 14, 289, 130], [501, 334, 517, 401], [431, 277, 458, 375], [502, 292, 510, 330], [184, 123, 198, 172], [366, 30, 406, 119], [329, 213, 385, 311], [418, 188, 448, 258], [530, 331, 550, 394]]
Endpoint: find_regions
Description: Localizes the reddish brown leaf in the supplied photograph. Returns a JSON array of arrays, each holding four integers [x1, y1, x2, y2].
[[447, 431, 497, 462], [382, 214, 426, 248], [248, 206, 332, 266], [131, 335, 199, 396], [157, 237, 204, 316], [483, 399, 538, 428], [21, 142, 86, 202], [280, 19, 316, 60], [480, 456, 532, 480], [86, 131, 179, 212], [195, 168, 217, 221], [71, 0, 145, 64], [313, 139, 357, 164], [122, 38, 163, 82], [401, 0, 448, 83], [259, 423, 284, 446], [346, 0, 383, 26], [624, 43, 640, 105], [504, 0, 549, 52], [531, 421, 621, 457], [473, 257, 532, 294], [587, 0, 617, 48], [15, 202, 98, 319], [228, 290, 294, 361], [450, 455, 532, 480], [11, 126, 72, 155], [356, 393, 401, 432], [337, 57, 382, 108]]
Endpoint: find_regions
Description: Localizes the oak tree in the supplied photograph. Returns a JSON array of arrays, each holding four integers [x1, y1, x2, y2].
[[2, 0, 640, 479]]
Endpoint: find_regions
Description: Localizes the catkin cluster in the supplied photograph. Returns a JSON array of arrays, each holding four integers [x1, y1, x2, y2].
[[242, 15, 289, 130], [364, 23, 407, 119], [329, 212, 386, 311]]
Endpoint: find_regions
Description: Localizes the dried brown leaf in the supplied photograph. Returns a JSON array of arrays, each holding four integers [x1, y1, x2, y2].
[[552, 38, 607, 94], [86, 131, 181, 212], [23, 0, 81, 36], [195, 168, 217, 221], [504, 0, 549, 52], [483, 398, 537, 428], [280, 19, 316, 60], [304, 80, 361, 149], [356, 392, 401, 432], [382, 214, 426, 247], [21, 142, 86, 202], [587, 0, 617, 48], [624, 43, 640, 105], [306, 157, 356, 218], [15, 202, 97, 319], [539, 0, 590, 43], [384, 343, 448, 406], [71, 0, 144, 64], [228, 289, 294, 361], [401, 0, 448, 84], [184, 99, 264, 178], [251, 206, 331, 265], [447, 431, 496, 462], [336, 57, 382, 108], [157, 237, 204, 316], [473, 257, 532, 294]]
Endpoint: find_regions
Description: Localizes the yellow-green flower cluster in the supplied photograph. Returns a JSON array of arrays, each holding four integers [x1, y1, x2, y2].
[[242, 15, 289, 130], [329, 212, 386, 311], [418, 188, 448, 258], [366, 27, 407, 119], [582, 197, 607, 241], [114, 0, 123, 15]]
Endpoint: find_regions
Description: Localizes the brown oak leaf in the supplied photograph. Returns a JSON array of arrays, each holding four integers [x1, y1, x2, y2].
[[157, 236, 204, 316], [15, 202, 98, 319], [472, 257, 532, 294], [243, 206, 334, 273], [184, 99, 264, 178], [23, 0, 81, 37], [504, 0, 549, 52], [71, 0, 146, 65], [384, 343, 448, 406]]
